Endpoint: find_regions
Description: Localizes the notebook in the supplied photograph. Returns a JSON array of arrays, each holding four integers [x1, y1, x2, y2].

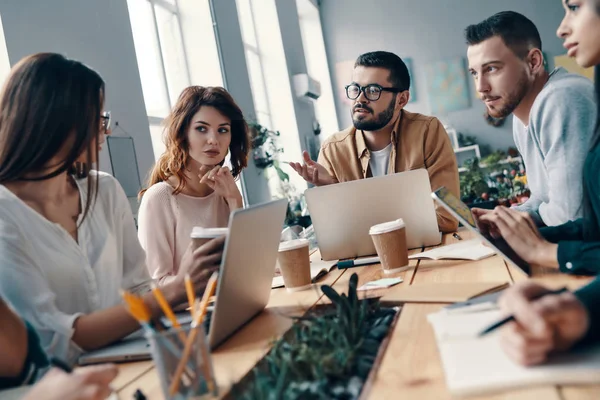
[[409, 239, 496, 261], [380, 282, 508, 304], [271, 259, 337, 289], [428, 308, 600, 397]]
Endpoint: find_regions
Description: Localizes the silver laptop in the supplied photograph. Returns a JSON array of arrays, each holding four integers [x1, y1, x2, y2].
[[78, 198, 288, 365], [305, 169, 441, 261]]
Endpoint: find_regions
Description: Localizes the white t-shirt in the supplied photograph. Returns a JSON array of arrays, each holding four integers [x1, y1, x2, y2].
[[0, 171, 152, 365], [368, 143, 393, 177]]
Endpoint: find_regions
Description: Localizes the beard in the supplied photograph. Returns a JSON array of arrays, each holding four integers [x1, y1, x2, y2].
[[352, 95, 396, 131], [484, 73, 530, 118]]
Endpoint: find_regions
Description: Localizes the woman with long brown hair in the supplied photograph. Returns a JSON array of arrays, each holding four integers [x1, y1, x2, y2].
[[137, 86, 250, 285], [0, 53, 223, 365]]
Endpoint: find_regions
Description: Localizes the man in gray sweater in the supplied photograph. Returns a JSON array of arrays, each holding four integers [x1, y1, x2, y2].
[[465, 11, 597, 226]]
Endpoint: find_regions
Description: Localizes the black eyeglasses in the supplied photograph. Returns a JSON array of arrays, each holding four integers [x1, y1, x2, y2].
[[345, 84, 402, 101], [101, 111, 111, 131]]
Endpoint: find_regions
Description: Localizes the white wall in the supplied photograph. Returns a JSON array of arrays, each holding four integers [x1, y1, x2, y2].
[[0, 0, 154, 179]]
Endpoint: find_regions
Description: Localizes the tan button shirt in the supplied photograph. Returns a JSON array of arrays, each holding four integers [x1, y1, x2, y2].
[[317, 109, 460, 232]]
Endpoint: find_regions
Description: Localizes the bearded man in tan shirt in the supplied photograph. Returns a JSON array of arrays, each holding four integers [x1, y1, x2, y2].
[[290, 51, 460, 232]]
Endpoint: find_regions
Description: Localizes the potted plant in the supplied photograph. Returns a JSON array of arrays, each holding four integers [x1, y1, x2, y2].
[[230, 273, 399, 399]]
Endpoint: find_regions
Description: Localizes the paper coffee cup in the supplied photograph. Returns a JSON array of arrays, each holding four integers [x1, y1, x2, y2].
[[190, 227, 228, 250], [277, 239, 311, 292], [369, 219, 409, 274]]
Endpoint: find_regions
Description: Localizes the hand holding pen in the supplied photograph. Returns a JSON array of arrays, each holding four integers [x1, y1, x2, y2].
[[482, 281, 589, 366]]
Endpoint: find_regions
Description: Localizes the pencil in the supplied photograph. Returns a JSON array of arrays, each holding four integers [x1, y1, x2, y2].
[[169, 272, 219, 396], [150, 283, 187, 344], [121, 291, 194, 380], [478, 287, 569, 336], [184, 274, 196, 317]]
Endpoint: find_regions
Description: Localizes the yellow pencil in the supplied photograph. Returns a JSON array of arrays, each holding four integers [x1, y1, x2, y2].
[[169, 272, 219, 396], [184, 274, 196, 317], [151, 283, 180, 328]]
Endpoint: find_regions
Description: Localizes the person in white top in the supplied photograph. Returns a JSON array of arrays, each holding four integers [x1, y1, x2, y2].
[[368, 143, 392, 177], [0, 53, 223, 365], [137, 86, 250, 285]]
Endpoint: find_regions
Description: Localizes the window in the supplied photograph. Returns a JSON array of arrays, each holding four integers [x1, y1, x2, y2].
[[236, 0, 273, 129], [236, 0, 305, 195], [297, 0, 339, 139], [127, 0, 223, 160], [0, 14, 10, 88]]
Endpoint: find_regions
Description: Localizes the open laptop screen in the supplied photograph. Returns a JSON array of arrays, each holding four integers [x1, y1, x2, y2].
[[432, 187, 531, 276]]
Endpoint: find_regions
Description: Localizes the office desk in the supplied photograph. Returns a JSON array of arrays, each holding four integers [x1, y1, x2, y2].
[[113, 230, 600, 399]]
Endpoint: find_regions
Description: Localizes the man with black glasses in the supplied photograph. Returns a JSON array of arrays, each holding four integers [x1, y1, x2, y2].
[[290, 51, 459, 232]]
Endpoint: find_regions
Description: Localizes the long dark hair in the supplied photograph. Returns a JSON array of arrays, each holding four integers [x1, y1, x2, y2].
[[139, 86, 250, 198], [0, 53, 105, 221]]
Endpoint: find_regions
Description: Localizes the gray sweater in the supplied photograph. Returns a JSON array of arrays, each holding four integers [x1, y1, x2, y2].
[[513, 68, 597, 226]]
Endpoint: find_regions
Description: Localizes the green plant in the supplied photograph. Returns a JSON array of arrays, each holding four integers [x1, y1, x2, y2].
[[460, 158, 489, 202], [233, 273, 397, 400], [248, 120, 289, 182], [481, 150, 506, 171]]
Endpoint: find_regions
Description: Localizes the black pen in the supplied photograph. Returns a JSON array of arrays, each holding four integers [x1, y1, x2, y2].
[[478, 287, 569, 337], [49, 357, 72, 373], [453, 233, 463, 241]]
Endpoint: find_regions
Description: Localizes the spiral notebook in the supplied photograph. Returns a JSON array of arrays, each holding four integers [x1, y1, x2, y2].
[[428, 308, 600, 397]]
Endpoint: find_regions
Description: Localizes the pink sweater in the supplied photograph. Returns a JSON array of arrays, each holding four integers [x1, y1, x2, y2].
[[137, 182, 231, 284]]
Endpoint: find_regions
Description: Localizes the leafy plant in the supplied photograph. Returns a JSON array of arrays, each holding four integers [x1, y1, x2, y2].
[[460, 158, 489, 203], [232, 273, 397, 400], [481, 150, 506, 171], [248, 120, 289, 182]]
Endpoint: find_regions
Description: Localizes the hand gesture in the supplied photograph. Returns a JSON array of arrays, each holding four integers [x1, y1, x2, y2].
[[498, 281, 589, 366], [289, 151, 337, 186], [23, 364, 118, 400], [199, 165, 243, 209]]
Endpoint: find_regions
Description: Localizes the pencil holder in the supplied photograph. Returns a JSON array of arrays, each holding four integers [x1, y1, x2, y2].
[[146, 324, 217, 400]]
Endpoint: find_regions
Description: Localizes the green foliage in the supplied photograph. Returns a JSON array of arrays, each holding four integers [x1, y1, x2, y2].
[[460, 158, 489, 201], [234, 273, 396, 400], [481, 150, 506, 171], [248, 120, 289, 182]]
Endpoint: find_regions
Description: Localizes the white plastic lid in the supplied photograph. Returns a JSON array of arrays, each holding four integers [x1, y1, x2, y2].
[[190, 227, 229, 239], [278, 238, 309, 252], [369, 219, 405, 235]]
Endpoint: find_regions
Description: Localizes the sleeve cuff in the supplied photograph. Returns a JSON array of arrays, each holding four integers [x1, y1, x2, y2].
[[557, 241, 596, 275]]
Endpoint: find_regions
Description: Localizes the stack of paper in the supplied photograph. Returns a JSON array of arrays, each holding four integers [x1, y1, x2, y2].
[[409, 239, 495, 261], [428, 308, 600, 397]]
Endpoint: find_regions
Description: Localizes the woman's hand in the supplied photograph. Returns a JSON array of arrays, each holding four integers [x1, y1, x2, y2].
[[23, 364, 118, 400], [478, 207, 558, 267], [498, 281, 590, 366], [199, 166, 243, 210], [176, 236, 225, 298]]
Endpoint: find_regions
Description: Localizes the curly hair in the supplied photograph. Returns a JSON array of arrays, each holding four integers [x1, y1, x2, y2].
[[140, 86, 250, 197]]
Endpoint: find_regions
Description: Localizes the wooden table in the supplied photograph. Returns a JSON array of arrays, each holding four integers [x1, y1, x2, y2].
[[114, 230, 600, 399]]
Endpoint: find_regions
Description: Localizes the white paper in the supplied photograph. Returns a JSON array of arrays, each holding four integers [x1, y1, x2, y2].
[[409, 239, 495, 261], [427, 309, 600, 397]]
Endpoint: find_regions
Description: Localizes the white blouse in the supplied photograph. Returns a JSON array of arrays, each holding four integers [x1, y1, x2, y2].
[[0, 171, 152, 364]]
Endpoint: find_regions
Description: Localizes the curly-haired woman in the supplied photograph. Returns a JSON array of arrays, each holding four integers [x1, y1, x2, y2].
[[137, 86, 250, 285]]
